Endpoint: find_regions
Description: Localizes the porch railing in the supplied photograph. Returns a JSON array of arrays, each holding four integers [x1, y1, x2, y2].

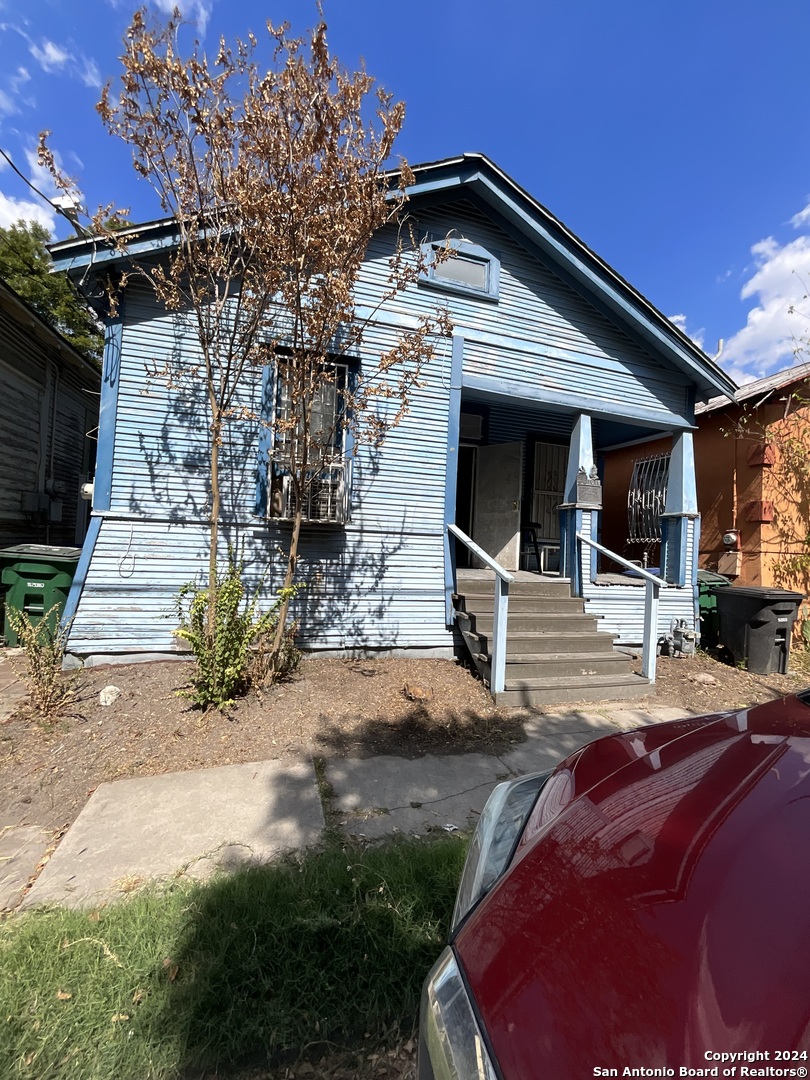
[[576, 532, 668, 683], [448, 524, 514, 694]]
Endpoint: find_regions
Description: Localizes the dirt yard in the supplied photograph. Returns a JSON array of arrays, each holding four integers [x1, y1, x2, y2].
[[1, 648, 808, 834], [2, 648, 808, 1080]]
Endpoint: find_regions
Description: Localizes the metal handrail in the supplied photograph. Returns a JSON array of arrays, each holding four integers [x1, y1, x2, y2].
[[448, 524, 511, 694], [448, 524, 514, 583], [576, 531, 665, 683], [575, 533, 668, 588]]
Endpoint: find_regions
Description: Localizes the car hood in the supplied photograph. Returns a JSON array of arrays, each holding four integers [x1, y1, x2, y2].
[[455, 694, 810, 1077]]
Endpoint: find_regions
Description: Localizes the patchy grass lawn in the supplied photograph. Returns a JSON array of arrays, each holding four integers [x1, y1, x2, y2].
[[0, 834, 466, 1080]]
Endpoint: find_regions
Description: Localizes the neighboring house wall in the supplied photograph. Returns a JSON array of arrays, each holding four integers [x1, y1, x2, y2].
[[697, 392, 810, 596], [0, 283, 99, 549], [602, 385, 810, 604]]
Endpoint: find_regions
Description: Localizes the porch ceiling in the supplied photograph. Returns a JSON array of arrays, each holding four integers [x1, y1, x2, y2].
[[460, 390, 669, 451]]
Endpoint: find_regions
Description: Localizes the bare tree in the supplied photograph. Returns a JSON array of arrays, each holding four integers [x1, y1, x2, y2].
[[42, 8, 451, 700]]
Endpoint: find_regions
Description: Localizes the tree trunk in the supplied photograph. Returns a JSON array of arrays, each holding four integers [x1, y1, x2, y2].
[[208, 415, 222, 650], [271, 501, 303, 665]]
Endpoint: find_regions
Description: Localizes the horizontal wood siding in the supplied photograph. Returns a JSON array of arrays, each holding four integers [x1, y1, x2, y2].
[[0, 357, 43, 545], [358, 199, 691, 426], [0, 306, 98, 547], [70, 188, 698, 656], [484, 401, 573, 445], [68, 518, 449, 653], [580, 515, 698, 644], [69, 281, 452, 655]]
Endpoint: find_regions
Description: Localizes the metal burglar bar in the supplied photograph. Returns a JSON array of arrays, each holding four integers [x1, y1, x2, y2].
[[628, 454, 670, 544], [280, 463, 349, 523], [269, 362, 350, 523]]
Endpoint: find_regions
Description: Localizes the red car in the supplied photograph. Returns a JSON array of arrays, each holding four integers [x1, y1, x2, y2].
[[419, 693, 810, 1079]]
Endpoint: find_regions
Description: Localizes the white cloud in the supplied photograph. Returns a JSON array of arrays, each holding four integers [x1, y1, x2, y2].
[[720, 228, 810, 381], [668, 313, 706, 352], [29, 38, 72, 73], [0, 88, 16, 116], [790, 200, 810, 229], [0, 190, 54, 232], [79, 57, 102, 88], [151, 0, 213, 35]]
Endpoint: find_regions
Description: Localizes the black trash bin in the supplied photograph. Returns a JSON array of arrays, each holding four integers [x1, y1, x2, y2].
[[712, 585, 804, 674]]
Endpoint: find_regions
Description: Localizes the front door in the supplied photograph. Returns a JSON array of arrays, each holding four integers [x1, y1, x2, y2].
[[472, 441, 523, 571], [531, 441, 567, 541]]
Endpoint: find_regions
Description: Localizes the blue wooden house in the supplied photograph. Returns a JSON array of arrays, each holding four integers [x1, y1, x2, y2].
[[51, 155, 736, 704]]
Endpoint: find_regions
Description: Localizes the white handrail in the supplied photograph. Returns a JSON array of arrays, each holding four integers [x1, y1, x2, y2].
[[576, 531, 664, 683], [575, 533, 669, 588], [448, 523, 511, 694], [448, 524, 514, 583]]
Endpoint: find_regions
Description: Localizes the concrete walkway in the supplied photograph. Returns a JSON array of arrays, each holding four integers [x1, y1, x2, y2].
[[1, 682, 692, 911]]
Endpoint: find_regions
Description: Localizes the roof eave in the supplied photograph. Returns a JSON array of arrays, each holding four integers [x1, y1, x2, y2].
[[0, 278, 100, 383]]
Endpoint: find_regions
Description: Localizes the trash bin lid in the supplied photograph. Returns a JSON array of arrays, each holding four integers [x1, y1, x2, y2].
[[711, 585, 805, 602], [697, 570, 732, 587], [0, 544, 81, 561]]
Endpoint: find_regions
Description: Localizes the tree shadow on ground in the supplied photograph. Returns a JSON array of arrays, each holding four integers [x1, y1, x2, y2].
[[151, 836, 465, 1077], [312, 696, 526, 759]]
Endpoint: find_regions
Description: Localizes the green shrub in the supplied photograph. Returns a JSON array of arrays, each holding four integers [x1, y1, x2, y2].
[[172, 559, 300, 710], [6, 604, 80, 723]]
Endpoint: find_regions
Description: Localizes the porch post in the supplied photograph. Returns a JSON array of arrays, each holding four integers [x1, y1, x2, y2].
[[559, 414, 601, 595], [660, 431, 699, 587], [443, 335, 464, 624]]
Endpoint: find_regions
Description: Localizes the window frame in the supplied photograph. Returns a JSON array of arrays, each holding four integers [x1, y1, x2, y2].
[[255, 357, 354, 526], [419, 236, 500, 302]]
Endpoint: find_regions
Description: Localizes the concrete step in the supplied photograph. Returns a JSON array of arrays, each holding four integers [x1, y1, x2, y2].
[[456, 575, 572, 598], [504, 652, 634, 679], [455, 593, 584, 615], [463, 612, 602, 636], [494, 673, 651, 707], [461, 628, 617, 658]]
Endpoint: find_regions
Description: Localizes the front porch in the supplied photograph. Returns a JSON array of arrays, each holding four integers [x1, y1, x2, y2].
[[446, 393, 700, 700]]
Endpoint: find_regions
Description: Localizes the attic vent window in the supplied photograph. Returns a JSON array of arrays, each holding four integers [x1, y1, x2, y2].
[[420, 237, 500, 301]]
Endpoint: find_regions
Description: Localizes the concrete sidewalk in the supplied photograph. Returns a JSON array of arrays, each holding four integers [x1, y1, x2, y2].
[[3, 702, 690, 912]]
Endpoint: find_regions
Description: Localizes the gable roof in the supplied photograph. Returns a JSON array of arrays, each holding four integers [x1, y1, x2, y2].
[[49, 152, 737, 403], [696, 359, 810, 415], [401, 154, 737, 403]]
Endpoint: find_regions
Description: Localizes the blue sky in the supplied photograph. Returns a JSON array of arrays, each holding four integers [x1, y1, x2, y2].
[[0, 0, 809, 386]]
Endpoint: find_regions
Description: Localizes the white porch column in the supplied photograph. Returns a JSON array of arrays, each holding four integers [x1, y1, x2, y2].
[[661, 431, 699, 587], [564, 414, 595, 502], [559, 414, 601, 593]]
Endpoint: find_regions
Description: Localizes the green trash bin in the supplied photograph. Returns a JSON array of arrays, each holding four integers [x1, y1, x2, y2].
[[697, 569, 731, 649], [0, 544, 81, 646]]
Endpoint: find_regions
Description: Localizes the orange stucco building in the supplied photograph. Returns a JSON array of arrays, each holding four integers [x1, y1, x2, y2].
[[601, 362, 810, 612]]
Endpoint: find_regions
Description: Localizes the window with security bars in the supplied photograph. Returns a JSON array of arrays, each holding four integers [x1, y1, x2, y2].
[[627, 454, 670, 544], [268, 362, 350, 524]]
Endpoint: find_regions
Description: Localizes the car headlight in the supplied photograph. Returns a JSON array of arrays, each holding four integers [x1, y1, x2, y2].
[[452, 771, 550, 932], [419, 947, 498, 1080]]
